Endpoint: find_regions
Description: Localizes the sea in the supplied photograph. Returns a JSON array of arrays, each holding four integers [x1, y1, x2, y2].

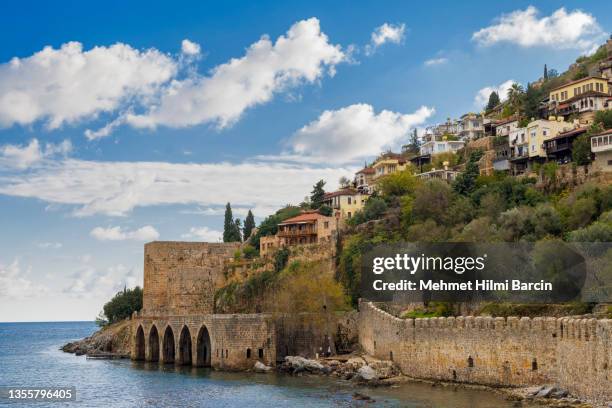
[[0, 321, 533, 407]]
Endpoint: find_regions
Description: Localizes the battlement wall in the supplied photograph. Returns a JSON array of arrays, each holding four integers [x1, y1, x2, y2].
[[359, 301, 611, 402]]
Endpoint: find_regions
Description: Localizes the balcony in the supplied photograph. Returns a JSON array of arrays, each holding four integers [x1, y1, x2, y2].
[[591, 134, 612, 153], [277, 227, 317, 237]]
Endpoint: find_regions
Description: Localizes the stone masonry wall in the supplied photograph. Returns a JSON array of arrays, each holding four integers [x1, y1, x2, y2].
[[143, 241, 241, 315], [133, 313, 276, 370], [359, 301, 611, 403]]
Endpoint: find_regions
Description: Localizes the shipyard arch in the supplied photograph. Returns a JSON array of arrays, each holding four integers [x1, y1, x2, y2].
[[178, 326, 192, 366], [148, 325, 160, 362], [162, 326, 175, 364], [196, 325, 212, 367], [134, 325, 145, 361]]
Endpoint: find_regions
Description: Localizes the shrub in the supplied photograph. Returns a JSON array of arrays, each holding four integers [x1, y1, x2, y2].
[[377, 170, 419, 197], [242, 245, 257, 259], [100, 287, 143, 325], [412, 180, 453, 222]]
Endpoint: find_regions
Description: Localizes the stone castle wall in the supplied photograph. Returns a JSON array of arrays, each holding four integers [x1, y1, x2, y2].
[[359, 301, 611, 403], [143, 241, 241, 315], [133, 312, 276, 370]]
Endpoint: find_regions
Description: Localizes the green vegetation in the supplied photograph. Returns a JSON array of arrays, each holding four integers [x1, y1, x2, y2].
[[400, 302, 454, 318], [485, 91, 500, 112], [223, 202, 242, 242], [249, 205, 301, 252], [243, 210, 256, 241], [310, 179, 326, 209], [97, 286, 143, 326]]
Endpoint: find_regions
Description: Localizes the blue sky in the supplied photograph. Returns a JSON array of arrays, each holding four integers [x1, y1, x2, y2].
[[0, 1, 610, 321]]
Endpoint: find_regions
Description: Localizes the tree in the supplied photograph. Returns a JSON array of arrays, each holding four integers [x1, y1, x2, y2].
[[572, 134, 593, 165], [310, 180, 326, 209], [594, 110, 612, 130], [485, 91, 501, 112], [100, 286, 143, 324], [507, 83, 524, 115], [339, 176, 351, 188], [223, 203, 241, 242], [543, 64, 548, 80], [223, 203, 234, 242], [404, 129, 420, 154], [234, 218, 243, 242], [453, 151, 483, 196], [573, 65, 588, 80], [243, 210, 256, 240], [523, 83, 543, 122], [318, 204, 333, 216]]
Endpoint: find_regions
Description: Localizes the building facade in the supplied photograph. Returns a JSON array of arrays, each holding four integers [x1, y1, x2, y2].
[[591, 129, 612, 173], [322, 189, 367, 221]]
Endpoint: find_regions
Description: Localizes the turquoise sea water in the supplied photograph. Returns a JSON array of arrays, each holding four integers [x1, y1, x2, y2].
[[0, 321, 530, 407]]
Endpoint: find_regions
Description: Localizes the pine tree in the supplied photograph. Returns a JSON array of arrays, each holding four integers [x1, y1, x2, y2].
[[243, 210, 255, 240], [544, 64, 548, 80], [223, 202, 234, 242], [310, 180, 326, 209], [485, 91, 500, 112]]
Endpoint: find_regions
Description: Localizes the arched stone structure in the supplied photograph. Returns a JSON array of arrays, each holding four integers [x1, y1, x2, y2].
[[178, 326, 192, 366], [148, 325, 160, 362], [135, 325, 145, 361], [196, 325, 212, 367], [162, 326, 175, 364]]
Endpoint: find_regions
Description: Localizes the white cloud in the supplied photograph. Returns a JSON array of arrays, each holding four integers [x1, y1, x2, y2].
[[472, 6, 605, 52], [424, 57, 448, 66], [37, 242, 62, 249], [181, 226, 222, 242], [0, 259, 48, 299], [284, 104, 434, 164], [123, 18, 346, 131], [64, 263, 138, 298], [0, 158, 352, 217], [90, 225, 160, 241], [0, 139, 71, 169], [181, 39, 201, 56], [366, 23, 406, 55], [474, 79, 516, 109], [0, 42, 177, 129]]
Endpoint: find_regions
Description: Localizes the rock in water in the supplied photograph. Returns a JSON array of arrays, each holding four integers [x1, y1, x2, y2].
[[254, 361, 272, 373], [356, 365, 378, 381]]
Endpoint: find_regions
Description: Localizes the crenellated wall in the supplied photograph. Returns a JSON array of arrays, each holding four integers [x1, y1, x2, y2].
[[359, 301, 612, 403]]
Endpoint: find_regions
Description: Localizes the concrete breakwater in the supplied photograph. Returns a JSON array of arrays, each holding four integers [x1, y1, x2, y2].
[[358, 301, 612, 403]]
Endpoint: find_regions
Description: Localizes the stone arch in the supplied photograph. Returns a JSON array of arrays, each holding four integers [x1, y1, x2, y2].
[[178, 325, 193, 366], [148, 325, 160, 362], [134, 325, 145, 361], [162, 326, 175, 364], [196, 325, 212, 367]]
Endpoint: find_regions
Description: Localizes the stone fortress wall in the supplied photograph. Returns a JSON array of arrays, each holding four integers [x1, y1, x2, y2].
[[359, 301, 612, 403], [134, 241, 275, 370]]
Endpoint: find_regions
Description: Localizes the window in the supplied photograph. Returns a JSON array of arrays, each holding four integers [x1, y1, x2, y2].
[[246, 349, 251, 358], [324, 221, 329, 229], [347, 197, 352, 205], [258, 348, 264, 359], [347, 212, 352, 218], [608, 160, 612, 166], [542, 129, 548, 137], [531, 144, 535, 152]]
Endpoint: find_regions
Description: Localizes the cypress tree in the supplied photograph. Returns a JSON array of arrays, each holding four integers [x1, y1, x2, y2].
[[243, 210, 255, 240], [223, 202, 234, 242]]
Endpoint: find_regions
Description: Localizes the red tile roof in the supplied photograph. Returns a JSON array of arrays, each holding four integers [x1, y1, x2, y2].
[[278, 212, 322, 225], [357, 167, 375, 174], [547, 127, 588, 141], [593, 128, 612, 137]]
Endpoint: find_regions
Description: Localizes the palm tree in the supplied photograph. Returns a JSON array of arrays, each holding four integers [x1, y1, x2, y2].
[[507, 83, 524, 116]]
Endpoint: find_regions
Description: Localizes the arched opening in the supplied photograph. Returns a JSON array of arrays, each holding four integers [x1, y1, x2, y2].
[[148, 325, 160, 362], [532, 358, 538, 371], [196, 325, 211, 367], [178, 326, 192, 366], [467, 356, 474, 368], [162, 326, 175, 364], [135, 325, 145, 361], [246, 348, 251, 359]]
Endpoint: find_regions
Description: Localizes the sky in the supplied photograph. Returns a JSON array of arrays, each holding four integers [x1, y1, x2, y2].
[[0, 0, 610, 321]]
